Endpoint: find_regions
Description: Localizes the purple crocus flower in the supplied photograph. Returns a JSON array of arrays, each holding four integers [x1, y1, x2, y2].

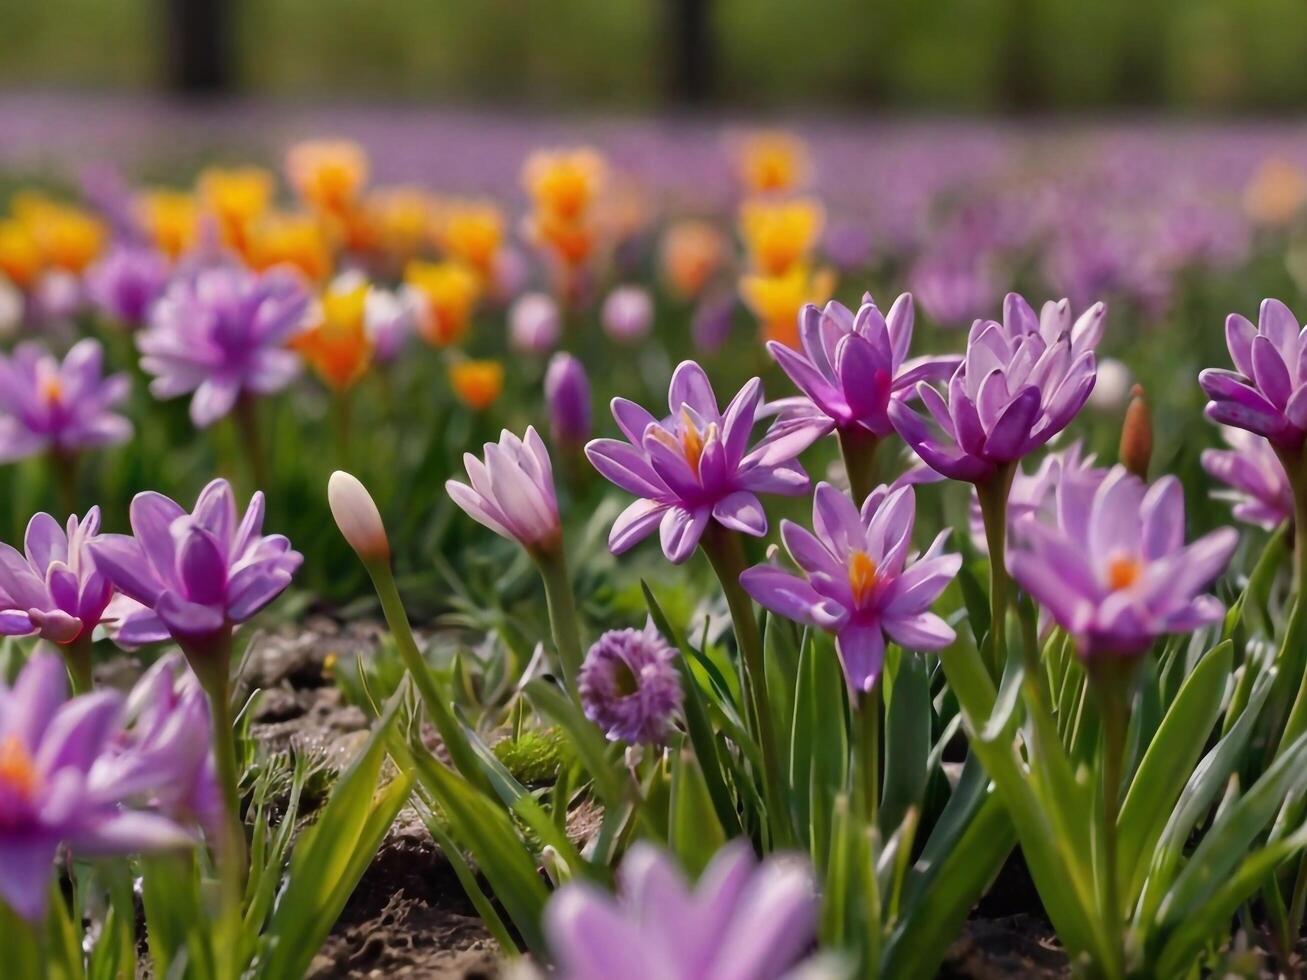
[[85, 245, 170, 328], [765, 292, 960, 449], [545, 353, 592, 447], [364, 283, 414, 364], [1008, 466, 1238, 658], [545, 840, 817, 980], [967, 442, 1106, 553], [510, 292, 562, 354], [446, 427, 562, 553], [1199, 299, 1307, 450], [138, 266, 309, 428], [740, 483, 959, 693], [585, 361, 810, 564], [888, 294, 1099, 483], [0, 651, 194, 922], [1201, 427, 1293, 531], [0, 508, 113, 645], [601, 285, 653, 344], [0, 340, 132, 464], [578, 623, 683, 745], [88, 478, 302, 649]]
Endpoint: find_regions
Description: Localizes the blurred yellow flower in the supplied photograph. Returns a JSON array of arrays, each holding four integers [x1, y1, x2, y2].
[[291, 280, 374, 391], [0, 220, 42, 290], [659, 219, 727, 300], [247, 211, 334, 283], [286, 140, 370, 214], [198, 166, 275, 254], [1245, 157, 1307, 228], [439, 200, 504, 280], [525, 211, 598, 269], [737, 131, 810, 195], [405, 260, 482, 347], [739, 197, 824, 277], [366, 186, 437, 261], [739, 264, 836, 348], [449, 359, 504, 410], [523, 148, 606, 223], [135, 189, 200, 260], [12, 194, 106, 274]]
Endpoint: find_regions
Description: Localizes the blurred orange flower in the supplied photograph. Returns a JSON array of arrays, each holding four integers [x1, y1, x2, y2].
[[739, 264, 836, 348], [291, 280, 374, 391], [247, 211, 334, 283], [659, 219, 727, 300], [439, 200, 504, 281], [738, 197, 824, 277], [365, 186, 437, 262], [1245, 157, 1307, 228], [12, 193, 106, 274], [523, 148, 606, 223], [736, 131, 810, 196], [449, 359, 504, 410], [405, 260, 482, 346], [286, 140, 370, 215], [135, 189, 200, 260], [0, 220, 42, 289], [198, 166, 275, 256]]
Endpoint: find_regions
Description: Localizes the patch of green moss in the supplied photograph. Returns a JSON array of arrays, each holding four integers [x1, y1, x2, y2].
[[493, 727, 573, 786]]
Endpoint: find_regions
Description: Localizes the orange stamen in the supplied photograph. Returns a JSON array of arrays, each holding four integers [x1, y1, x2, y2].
[[679, 408, 705, 475], [0, 735, 38, 801], [1107, 555, 1143, 592], [848, 550, 878, 605]]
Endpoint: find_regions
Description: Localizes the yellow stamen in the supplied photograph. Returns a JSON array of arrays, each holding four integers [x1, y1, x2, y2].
[[679, 408, 705, 474], [848, 550, 878, 606], [1107, 556, 1143, 592], [39, 373, 62, 405], [0, 735, 38, 802]]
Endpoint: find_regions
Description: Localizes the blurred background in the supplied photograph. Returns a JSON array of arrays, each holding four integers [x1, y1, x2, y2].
[[4, 0, 1307, 110]]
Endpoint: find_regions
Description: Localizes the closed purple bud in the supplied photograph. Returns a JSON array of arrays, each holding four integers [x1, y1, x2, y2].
[[510, 292, 562, 354], [691, 291, 736, 354], [578, 623, 683, 745], [601, 285, 653, 343], [545, 353, 591, 446], [446, 427, 562, 553]]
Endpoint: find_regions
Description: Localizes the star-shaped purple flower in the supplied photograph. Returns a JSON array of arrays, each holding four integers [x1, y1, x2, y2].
[[0, 508, 113, 645]]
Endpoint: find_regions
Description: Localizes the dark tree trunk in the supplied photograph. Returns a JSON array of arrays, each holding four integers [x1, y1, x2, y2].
[[164, 0, 233, 95], [667, 0, 714, 105]]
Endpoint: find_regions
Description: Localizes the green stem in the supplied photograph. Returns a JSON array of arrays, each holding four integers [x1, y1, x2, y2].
[[975, 464, 1017, 680], [61, 635, 94, 695], [701, 523, 791, 847], [0, 901, 44, 980], [1092, 665, 1131, 980], [837, 428, 881, 504], [233, 394, 269, 493], [1272, 449, 1307, 757], [364, 556, 496, 797], [533, 547, 585, 698], [331, 390, 353, 470], [854, 685, 881, 830], [48, 450, 78, 517]]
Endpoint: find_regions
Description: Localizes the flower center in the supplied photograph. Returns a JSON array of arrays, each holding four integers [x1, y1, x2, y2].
[[848, 550, 878, 606], [38, 372, 63, 406], [1107, 555, 1143, 592], [0, 735, 38, 803], [679, 408, 705, 474]]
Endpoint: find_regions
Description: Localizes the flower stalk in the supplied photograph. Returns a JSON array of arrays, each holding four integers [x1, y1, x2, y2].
[[975, 463, 1016, 679], [534, 545, 585, 697], [854, 685, 880, 829], [837, 428, 880, 503]]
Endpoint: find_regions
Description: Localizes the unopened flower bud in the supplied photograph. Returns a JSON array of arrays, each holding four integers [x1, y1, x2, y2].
[[328, 470, 391, 563], [1119, 384, 1152, 479]]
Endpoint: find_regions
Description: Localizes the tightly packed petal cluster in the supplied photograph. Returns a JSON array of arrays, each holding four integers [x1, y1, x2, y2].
[[890, 292, 1099, 482], [446, 427, 562, 552], [0, 509, 112, 644], [1008, 467, 1238, 658], [0, 652, 196, 922], [545, 841, 817, 980], [741, 483, 959, 693], [1201, 426, 1293, 530], [0, 339, 132, 463], [138, 266, 309, 427], [578, 624, 683, 745], [1199, 298, 1307, 449], [89, 479, 302, 648], [767, 292, 959, 446], [585, 361, 809, 563]]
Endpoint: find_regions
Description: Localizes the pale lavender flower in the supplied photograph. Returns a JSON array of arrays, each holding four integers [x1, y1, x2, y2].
[[967, 442, 1106, 553], [545, 840, 817, 980], [585, 361, 810, 564], [363, 283, 414, 364], [888, 294, 1099, 483], [545, 353, 591, 446], [0, 651, 194, 922], [1008, 466, 1237, 658], [446, 427, 562, 552], [601, 285, 653, 343], [740, 483, 959, 693], [510, 292, 562, 354], [0, 340, 132, 463], [89, 479, 302, 649], [578, 623, 683, 745], [765, 292, 959, 450], [84, 245, 170, 328], [1202, 426, 1293, 530], [1199, 299, 1307, 450], [138, 266, 309, 427], [0, 508, 113, 645]]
